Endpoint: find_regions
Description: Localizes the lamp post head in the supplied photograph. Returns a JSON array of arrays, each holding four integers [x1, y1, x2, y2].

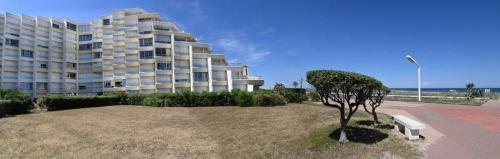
[[405, 55, 419, 67]]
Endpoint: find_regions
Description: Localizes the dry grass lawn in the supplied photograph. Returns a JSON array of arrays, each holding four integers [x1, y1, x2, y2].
[[0, 104, 422, 159]]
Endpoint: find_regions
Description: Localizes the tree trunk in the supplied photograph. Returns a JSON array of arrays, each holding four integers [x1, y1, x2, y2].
[[338, 108, 349, 144], [372, 107, 379, 126], [339, 118, 349, 144]]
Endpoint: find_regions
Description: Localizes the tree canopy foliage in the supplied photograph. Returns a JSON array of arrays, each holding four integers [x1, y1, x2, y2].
[[307, 70, 384, 143]]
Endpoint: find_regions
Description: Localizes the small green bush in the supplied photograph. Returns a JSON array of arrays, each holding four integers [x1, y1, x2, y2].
[[126, 94, 145, 105], [0, 89, 32, 116], [309, 92, 321, 102], [38, 96, 121, 111], [284, 88, 308, 103]]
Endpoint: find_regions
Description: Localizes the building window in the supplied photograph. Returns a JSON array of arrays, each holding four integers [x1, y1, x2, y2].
[[93, 52, 102, 59], [157, 62, 172, 70], [37, 44, 49, 49], [79, 44, 92, 51], [115, 81, 123, 87], [21, 50, 34, 58], [67, 73, 77, 79], [40, 64, 48, 69], [5, 39, 19, 47], [20, 83, 33, 90], [66, 22, 77, 31], [79, 34, 92, 41], [78, 25, 91, 32], [79, 85, 87, 90], [103, 19, 110, 25], [92, 42, 102, 49], [140, 51, 154, 59], [139, 31, 151, 34], [52, 23, 60, 29], [194, 72, 208, 82], [139, 38, 153, 47], [104, 81, 112, 88], [37, 82, 48, 90], [155, 48, 168, 56]]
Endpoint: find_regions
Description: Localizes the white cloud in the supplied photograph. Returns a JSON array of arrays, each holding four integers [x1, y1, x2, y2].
[[216, 34, 271, 63]]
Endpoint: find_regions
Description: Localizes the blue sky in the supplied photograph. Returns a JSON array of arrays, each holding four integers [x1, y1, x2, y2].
[[1, 0, 499, 88]]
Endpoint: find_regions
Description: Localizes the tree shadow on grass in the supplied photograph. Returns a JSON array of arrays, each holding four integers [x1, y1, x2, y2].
[[355, 120, 395, 130], [329, 126, 388, 144]]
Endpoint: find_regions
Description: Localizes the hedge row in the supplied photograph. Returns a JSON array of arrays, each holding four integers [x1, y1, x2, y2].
[[38, 96, 121, 111], [284, 88, 308, 103], [0, 89, 32, 116], [38, 90, 287, 111]]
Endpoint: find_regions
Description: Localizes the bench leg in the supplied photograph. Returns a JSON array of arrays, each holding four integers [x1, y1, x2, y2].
[[405, 127, 420, 140]]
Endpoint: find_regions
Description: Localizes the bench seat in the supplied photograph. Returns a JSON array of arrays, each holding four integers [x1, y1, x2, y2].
[[393, 115, 425, 140]]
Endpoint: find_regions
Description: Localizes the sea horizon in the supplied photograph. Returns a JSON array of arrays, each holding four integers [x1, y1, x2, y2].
[[391, 88, 500, 93]]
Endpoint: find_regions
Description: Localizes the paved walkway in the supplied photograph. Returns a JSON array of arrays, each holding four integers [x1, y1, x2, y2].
[[381, 101, 500, 159]]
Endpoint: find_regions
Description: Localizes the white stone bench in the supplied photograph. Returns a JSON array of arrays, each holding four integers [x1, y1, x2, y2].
[[393, 115, 425, 140]]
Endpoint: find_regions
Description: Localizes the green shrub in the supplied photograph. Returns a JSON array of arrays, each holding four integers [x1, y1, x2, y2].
[[253, 93, 287, 106], [233, 90, 254, 107], [309, 92, 321, 102], [126, 94, 145, 105], [0, 89, 32, 116], [284, 88, 308, 103], [38, 96, 120, 111], [37, 89, 286, 111]]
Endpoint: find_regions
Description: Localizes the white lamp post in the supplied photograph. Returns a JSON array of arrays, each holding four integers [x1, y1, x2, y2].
[[405, 55, 421, 102]]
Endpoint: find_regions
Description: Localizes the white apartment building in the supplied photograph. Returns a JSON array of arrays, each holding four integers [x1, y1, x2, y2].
[[0, 8, 263, 97]]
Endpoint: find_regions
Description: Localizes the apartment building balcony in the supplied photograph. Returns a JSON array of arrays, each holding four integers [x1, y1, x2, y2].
[[174, 54, 190, 60], [102, 44, 113, 50], [113, 53, 125, 57], [126, 73, 140, 78], [114, 75, 126, 80], [20, 66, 33, 71], [113, 63, 126, 69], [125, 49, 138, 54], [66, 79, 77, 83], [192, 53, 210, 58], [124, 26, 138, 31], [140, 71, 155, 77], [91, 58, 103, 63], [154, 43, 171, 48], [156, 70, 172, 75], [113, 30, 125, 36], [103, 56, 114, 60], [156, 83, 173, 88], [139, 59, 155, 64], [211, 65, 229, 71], [140, 84, 156, 90], [174, 68, 190, 74], [174, 82, 190, 88], [103, 75, 114, 81], [155, 56, 172, 61], [125, 61, 139, 66], [212, 80, 228, 86], [104, 87, 126, 92], [193, 82, 209, 87], [192, 66, 208, 71], [138, 46, 154, 51], [126, 86, 140, 91], [138, 33, 153, 39], [113, 41, 125, 47], [103, 65, 113, 71]]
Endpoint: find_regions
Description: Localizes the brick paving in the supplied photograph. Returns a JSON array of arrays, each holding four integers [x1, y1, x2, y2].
[[382, 101, 500, 159]]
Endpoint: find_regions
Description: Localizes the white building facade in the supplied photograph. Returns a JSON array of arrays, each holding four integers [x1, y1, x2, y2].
[[0, 9, 263, 97]]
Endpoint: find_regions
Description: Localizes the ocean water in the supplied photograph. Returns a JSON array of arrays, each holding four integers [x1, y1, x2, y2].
[[391, 88, 500, 93]]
